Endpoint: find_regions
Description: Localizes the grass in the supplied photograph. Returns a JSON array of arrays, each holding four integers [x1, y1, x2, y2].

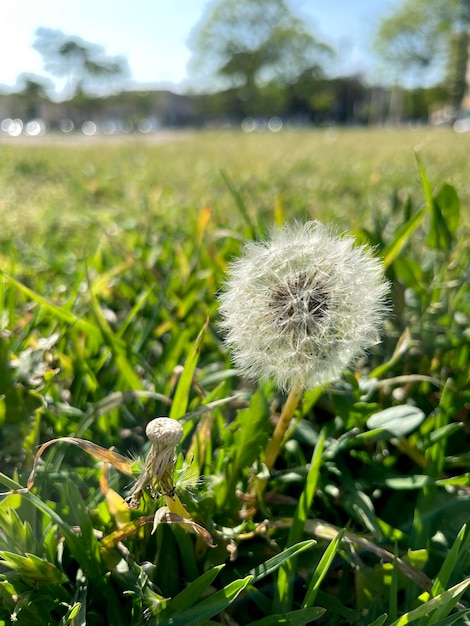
[[0, 127, 469, 625]]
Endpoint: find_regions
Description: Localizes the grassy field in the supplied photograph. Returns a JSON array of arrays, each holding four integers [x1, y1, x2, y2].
[[0, 128, 469, 625]]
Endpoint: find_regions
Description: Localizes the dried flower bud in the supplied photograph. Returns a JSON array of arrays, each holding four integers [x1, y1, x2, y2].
[[126, 417, 183, 508], [146, 417, 183, 449]]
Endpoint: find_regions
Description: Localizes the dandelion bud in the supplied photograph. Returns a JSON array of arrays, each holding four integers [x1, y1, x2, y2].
[[126, 418, 183, 508], [218, 221, 389, 392], [146, 417, 183, 450]]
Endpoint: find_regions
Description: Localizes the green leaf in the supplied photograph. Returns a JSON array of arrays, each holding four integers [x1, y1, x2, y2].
[[0, 550, 68, 584], [436, 474, 470, 487], [366, 405, 426, 437], [0, 505, 35, 554], [249, 606, 326, 625], [166, 575, 253, 626], [334, 469, 383, 536], [418, 423, 463, 452], [115, 287, 153, 340]]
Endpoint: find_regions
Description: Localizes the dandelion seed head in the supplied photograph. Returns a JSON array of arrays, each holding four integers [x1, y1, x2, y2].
[[218, 221, 389, 392]]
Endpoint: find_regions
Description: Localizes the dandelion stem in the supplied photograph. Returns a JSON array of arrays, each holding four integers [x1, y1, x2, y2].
[[243, 382, 304, 514], [263, 381, 304, 471]]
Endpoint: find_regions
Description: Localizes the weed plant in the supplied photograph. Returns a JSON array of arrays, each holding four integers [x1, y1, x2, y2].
[[0, 129, 469, 625]]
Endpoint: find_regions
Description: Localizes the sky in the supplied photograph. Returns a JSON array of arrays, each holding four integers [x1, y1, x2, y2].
[[0, 0, 399, 96]]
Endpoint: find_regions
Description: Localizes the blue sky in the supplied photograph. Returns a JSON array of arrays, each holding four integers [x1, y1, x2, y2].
[[0, 0, 398, 95]]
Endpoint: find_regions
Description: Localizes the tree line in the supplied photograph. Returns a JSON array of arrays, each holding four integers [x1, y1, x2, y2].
[[2, 0, 468, 127]]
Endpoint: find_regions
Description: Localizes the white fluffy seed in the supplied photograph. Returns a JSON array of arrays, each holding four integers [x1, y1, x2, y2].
[[218, 221, 389, 392]]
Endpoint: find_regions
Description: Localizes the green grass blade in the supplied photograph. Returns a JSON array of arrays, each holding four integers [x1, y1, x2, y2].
[[382, 208, 426, 269], [0, 475, 103, 581], [249, 606, 326, 625], [302, 528, 346, 608], [389, 578, 470, 626], [274, 429, 326, 613], [0, 474, 71, 531], [411, 381, 454, 550], [288, 429, 326, 545], [0, 270, 101, 340], [87, 272, 143, 390], [423, 524, 470, 625], [116, 287, 152, 339], [388, 543, 399, 623], [61, 481, 105, 581], [367, 616, 388, 626], [219, 386, 270, 510], [431, 524, 469, 598], [163, 565, 224, 617], [165, 575, 253, 626], [249, 540, 316, 584], [415, 156, 459, 251], [220, 169, 258, 237], [432, 183, 460, 248], [425, 611, 470, 626], [415, 153, 434, 210], [169, 316, 209, 420]]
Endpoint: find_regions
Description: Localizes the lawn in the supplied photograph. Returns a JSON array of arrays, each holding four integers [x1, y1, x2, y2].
[[0, 128, 469, 625]]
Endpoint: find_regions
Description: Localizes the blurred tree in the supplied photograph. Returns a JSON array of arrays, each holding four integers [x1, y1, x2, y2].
[[188, 0, 332, 114], [374, 0, 470, 116], [446, 22, 470, 111], [285, 66, 331, 120], [33, 28, 130, 100], [15, 73, 52, 100], [14, 73, 54, 118], [403, 85, 449, 121]]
